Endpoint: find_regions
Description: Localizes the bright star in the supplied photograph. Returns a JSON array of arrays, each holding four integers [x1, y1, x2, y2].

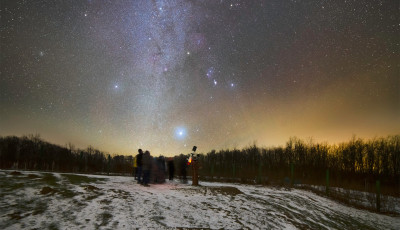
[[174, 127, 187, 140]]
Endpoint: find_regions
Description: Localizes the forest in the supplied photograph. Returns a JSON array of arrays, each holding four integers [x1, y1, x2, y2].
[[196, 136, 399, 196], [0, 134, 399, 195]]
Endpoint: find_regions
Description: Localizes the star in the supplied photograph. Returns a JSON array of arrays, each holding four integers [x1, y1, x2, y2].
[[206, 67, 214, 78], [174, 127, 187, 140]]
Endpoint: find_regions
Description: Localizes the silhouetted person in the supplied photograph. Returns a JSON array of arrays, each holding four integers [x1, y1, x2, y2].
[[136, 149, 143, 184], [142, 150, 152, 186], [167, 158, 175, 181], [180, 155, 188, 183], [150, 156, 166, 184]]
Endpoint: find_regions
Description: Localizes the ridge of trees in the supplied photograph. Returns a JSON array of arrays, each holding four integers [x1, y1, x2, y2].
[[0, 134, 132, 174], [199, 135, 400, 179], [196, 135, 399, 195]]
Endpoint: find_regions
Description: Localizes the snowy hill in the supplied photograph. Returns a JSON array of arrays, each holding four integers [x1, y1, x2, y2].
[[1, 170, 399, 229]]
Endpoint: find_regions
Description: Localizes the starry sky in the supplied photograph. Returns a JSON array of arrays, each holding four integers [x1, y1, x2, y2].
[[1, 0, 399, 156]]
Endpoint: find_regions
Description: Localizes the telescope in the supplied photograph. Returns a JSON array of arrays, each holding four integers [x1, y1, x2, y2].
[[188, 146, 200, 164]]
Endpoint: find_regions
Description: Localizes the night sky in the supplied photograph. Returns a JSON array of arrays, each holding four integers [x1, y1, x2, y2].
[[1, 0, 399, 156]]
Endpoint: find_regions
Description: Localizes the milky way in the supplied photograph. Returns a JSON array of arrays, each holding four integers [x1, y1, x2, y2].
[[1, 0, 399, 155]]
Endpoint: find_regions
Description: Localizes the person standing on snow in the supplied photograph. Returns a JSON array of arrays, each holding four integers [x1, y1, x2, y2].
[[167, 157, 175, 181], [136, 149, 143, 184], [142, 150, 153, 186], [180, 154, 188, 184]]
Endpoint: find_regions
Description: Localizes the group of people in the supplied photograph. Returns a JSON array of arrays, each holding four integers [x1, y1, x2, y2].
[[133, 149, 177, 186]]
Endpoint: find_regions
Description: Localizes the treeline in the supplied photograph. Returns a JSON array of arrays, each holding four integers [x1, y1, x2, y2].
[[0, 135, 134, 174], [197, 135, 400, 195], [1, 134, 399, 194]]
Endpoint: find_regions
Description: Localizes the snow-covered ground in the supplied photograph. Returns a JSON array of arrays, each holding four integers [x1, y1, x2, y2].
[[1, 170, 399, 229], [297, 184, 400, 215]]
